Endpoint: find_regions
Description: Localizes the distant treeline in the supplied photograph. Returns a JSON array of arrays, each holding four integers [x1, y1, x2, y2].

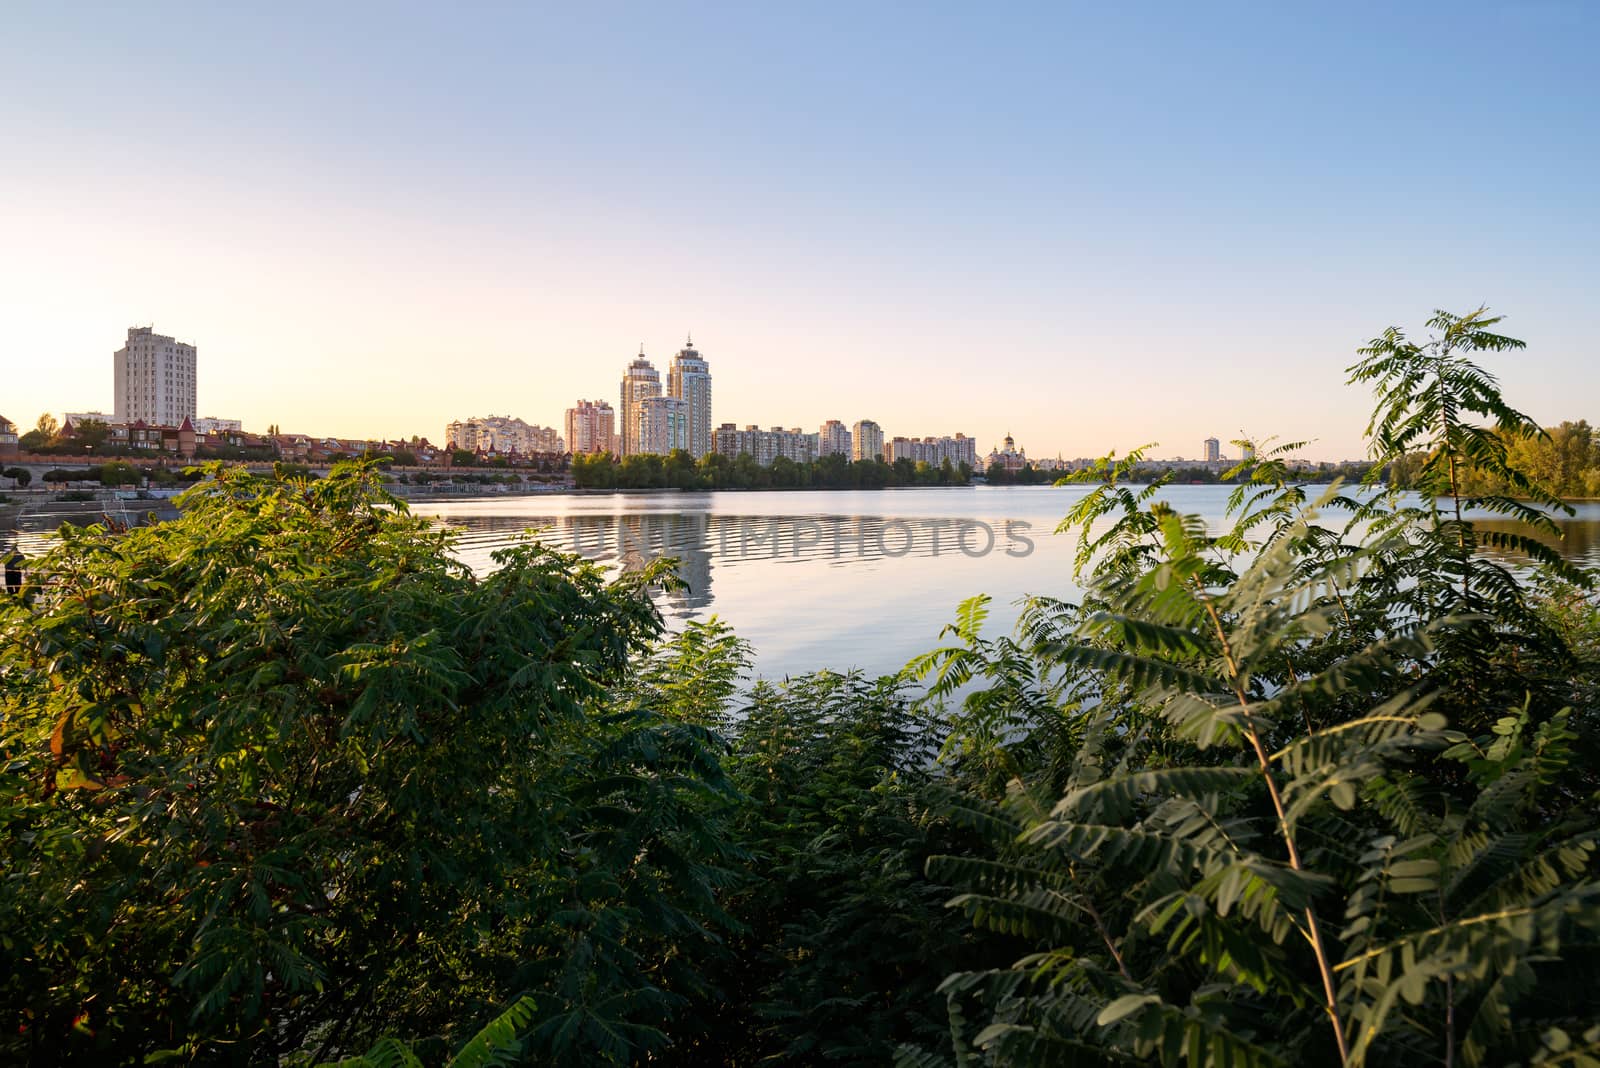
[[570, 452, 1387, 491], [983, 461, 1056, 484], [1126, 460, 1379, 485], [35, 463, 203, 488], [1389, 419, 1600, 498], [571, 449, 974, 490]]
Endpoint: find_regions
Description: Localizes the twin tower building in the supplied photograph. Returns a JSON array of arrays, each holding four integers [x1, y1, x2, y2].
[[617, 338, 712, 458]]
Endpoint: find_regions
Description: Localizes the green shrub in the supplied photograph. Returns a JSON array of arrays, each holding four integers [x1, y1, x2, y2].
[[0, 462, 729, 1063]]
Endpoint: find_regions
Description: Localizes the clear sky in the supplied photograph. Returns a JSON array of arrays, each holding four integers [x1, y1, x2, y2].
[[3, 2, 1595, 460]]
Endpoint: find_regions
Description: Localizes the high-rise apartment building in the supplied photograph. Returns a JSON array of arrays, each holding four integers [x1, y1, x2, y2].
[[1203, 437, 1221, 463], [114, 326, 197, 426], [619, 349, 662, 455], [565, 399, 616, 455], [852, 420, 884, 462], [818, 419, 852, 459], [795, 431, 821, 463], [636, 395, 689, 455], [668, 338, 713, 459]]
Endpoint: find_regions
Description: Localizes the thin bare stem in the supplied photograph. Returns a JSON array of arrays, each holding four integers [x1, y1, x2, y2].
[[1081, 891, 1133, 983], [1445, 974, 1455, 1068]]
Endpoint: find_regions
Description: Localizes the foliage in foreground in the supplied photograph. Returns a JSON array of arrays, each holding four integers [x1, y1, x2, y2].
[[894, 306, 1600, 1067], [0, 464, 735, 1063], [2, 305, 1599, 1067]]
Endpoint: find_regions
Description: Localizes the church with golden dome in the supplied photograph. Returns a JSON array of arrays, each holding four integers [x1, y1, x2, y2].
[[985, 432, 1027, 474]]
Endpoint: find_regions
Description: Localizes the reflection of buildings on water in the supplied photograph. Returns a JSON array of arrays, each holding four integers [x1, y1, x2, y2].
[[584, 513, 713, 615], [443, 512, 716, 615], [443, 510, 1040, 583], [704, 514, 1037, 564], [434, 507, 1600, 630]]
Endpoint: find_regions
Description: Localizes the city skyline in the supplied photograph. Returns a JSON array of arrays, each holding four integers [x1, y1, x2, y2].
[[15, 322, 1266, 470], [3, 5, 1596, 459], [0, 322, 1487, 468]]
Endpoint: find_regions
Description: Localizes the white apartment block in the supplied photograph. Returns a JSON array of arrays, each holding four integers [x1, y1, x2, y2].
[[67, 409, 237, 433], [565, 399, 616, 455], [114, 326, 197, 427], [446, 415, 563, 455], [818, 419, 852, 459], [668, 340, 713, 459], [619, 350, 662, 456], [852, 419, 884, 462], [195, 417, 243, 434]]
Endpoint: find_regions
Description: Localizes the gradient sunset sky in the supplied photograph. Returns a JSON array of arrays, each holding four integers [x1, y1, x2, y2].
[[4, 2, 1596, 460]]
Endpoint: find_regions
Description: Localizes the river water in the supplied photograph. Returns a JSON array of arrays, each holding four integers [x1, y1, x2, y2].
[[407, 485, 1600, 680]]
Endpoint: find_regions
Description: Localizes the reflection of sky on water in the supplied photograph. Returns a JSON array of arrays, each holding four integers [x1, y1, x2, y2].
[[0, 500, 179, 556], [443, 510, 1040, 619], [415, 487, 1600, 680]]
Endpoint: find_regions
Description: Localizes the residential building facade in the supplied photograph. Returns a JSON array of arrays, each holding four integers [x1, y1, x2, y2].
[[818, 419, 852, 459], [619, 349, 662, 455], [636, 395, 689, 455], [712, 424, 818, 465], [889, 432, 979, 469], [114, 326, 197, 427], [852, 419, 884, 462], [565, 399, 616, 455], [194, 417, 243, 434], [667, 339, 713, 459], [445, 416, 563, 455]]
